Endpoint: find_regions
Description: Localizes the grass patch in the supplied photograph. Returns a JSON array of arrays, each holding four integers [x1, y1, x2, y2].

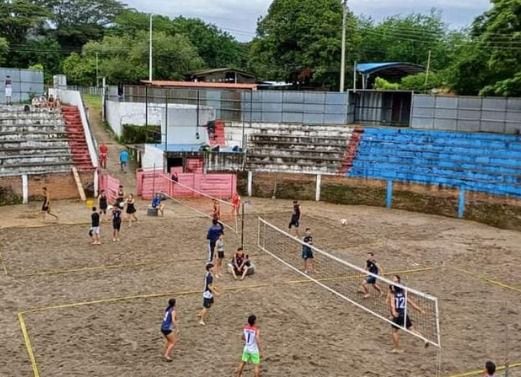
[[82, 94, 102, 113]]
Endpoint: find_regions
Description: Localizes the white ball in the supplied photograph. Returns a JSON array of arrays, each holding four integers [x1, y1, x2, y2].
[[340, 218, 347, 225]]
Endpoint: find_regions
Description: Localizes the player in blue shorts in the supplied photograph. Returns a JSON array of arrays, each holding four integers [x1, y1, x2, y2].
[[359, 252, 383, 298], [387, 275, 428, 353], [160, 298, 177, 362]]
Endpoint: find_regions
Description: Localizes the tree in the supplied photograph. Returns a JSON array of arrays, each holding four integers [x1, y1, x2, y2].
[[0, 0, 49, 45], [36, 0, 127, 51], [400, 72, 445, 91], [111, 11, 247, 69], [249, 0, 358, 88], [171, 17, 246, 69], [62, 52, 97, 86], [66, 31, 204, 85], [448, 0, 521, 95], [357, 11, 450, 70], [0, 37, 8, 65]]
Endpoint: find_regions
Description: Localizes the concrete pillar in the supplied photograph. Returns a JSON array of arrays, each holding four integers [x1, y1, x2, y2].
[[93, 169, 99, 198], [386, 180, 393, 209], [22, 174, 28, 204], [315, 174, 322, 202], [458, 188, 465, 219], [247, 171, 253, 197]]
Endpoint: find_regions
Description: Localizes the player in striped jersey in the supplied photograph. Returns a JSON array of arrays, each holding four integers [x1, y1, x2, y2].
[[236, 314, 263, 377]]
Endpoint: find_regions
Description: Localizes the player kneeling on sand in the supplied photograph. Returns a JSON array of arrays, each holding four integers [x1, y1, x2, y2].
[[237, 314, 263, 377]]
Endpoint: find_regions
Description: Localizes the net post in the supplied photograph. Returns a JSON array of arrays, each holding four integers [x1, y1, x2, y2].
[[240, 202, 245, 248], [404, 287, 408, 333]]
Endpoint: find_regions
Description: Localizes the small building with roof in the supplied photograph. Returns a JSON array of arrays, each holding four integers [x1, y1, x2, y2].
[[356, 62, 425, 89], [185, 68, 257, 84]]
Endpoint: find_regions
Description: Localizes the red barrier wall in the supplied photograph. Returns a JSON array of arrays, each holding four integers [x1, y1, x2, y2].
[[99, 173, 120, 203], [137, 169, 237, 200]]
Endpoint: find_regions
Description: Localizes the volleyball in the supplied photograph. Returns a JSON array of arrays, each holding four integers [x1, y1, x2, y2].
[[340, 218, 347, 225]]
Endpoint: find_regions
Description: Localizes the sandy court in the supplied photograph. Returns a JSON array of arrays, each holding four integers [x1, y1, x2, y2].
[[1, 198, 521, 377]]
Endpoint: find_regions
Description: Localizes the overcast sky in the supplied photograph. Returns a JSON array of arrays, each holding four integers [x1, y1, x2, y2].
[[125, 0, 491, 42]]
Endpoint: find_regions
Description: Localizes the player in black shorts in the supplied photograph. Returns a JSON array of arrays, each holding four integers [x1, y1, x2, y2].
[[198, 263, 220, 326], [302, 228, 314, 274], [111, 203, 123, 242], [288, 200, 301, 237], [98, 190, 108, 221], [387, 275, 428, 353], [359, 252, 383, 298]]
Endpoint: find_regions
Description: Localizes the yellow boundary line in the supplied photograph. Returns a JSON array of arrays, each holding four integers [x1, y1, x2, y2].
[[446, 362, 521, 377], [7, 252, 269, 278], [17, 266, 433, 377], [18, 312, 40, 377], [20, 267, 434, 314], [450, 266, 521, 294]]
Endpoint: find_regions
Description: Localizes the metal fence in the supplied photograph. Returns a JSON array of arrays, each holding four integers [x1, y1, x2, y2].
[[411, 95, 521, 134], [0, 67, 44, 103], [107, 85, 521, 133], [241, 90, 349, 125]]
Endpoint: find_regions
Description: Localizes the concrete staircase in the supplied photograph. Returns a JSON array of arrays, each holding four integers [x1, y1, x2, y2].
[[245, 124, 354, 175], [62, 106, 94, 171], [0, 106, 74, 176]]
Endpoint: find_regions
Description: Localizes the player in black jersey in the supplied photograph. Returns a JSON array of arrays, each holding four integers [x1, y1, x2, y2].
[[387, 275, 428, 353], [359, 252, 383, 298], [288, 200, 301, 237]]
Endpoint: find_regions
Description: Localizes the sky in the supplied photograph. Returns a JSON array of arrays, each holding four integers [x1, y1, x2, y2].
[[124, 0, 491, 42]]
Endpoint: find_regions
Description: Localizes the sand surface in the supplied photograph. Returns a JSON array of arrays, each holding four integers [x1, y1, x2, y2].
[[1, 198, 520, 377]]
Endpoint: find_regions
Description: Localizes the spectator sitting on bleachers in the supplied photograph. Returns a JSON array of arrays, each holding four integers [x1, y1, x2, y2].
[[151, 193, 165, 216], [48, 94, 56, 110], [31, 96, 40, 108], [55, 96, 62, 109]]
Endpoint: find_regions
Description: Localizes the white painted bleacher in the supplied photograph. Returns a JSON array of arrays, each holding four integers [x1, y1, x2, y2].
[[0, 105, 73, 176]]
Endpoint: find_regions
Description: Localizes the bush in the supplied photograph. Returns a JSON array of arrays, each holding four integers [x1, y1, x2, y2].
[[0, 186, 22, 206], [374, 77, 400, 90], [121, 124, 161, 144]]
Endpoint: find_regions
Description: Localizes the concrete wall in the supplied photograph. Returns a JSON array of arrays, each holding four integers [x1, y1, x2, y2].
[[163, 106, 214, 145], [0, 67, 44, 103], [411, 95, 521, 134], [142, 144, 165, 170], [0, 171, 94, 203], [242, 90, 349, 125], [105, 101, 215, 145]]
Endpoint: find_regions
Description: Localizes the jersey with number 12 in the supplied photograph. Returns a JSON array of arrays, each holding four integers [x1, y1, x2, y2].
[[243, 325, 259, 353]]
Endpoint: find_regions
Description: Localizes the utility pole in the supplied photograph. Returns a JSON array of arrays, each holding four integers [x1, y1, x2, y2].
[[339, 0, 347, 92], [424, 50, 432, 91], [149, 14, 153, 82], [95, 52, 99, 87]]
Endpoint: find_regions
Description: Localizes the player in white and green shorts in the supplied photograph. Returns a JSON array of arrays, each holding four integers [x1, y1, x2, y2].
[[237, 314, 262, 377]]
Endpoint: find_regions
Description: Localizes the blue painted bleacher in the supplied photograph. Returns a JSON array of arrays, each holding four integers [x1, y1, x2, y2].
[[349, 128, 521, 197]]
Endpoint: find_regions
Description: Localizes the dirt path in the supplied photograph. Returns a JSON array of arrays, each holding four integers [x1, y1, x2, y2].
[[87, 101, 137, 194]]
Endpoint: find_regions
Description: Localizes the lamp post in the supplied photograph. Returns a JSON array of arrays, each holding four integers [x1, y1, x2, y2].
[[339, 0, 347, 92]]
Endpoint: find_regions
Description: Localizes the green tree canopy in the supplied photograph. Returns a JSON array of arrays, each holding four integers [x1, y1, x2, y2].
[[249, 0, 358, 88], [64, 31, 204, 85], [0, 37, 8, 65]]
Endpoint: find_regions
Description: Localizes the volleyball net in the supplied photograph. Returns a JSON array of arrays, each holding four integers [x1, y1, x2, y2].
[[257, 217, 441, 347], [157, 174, 239, 233]]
